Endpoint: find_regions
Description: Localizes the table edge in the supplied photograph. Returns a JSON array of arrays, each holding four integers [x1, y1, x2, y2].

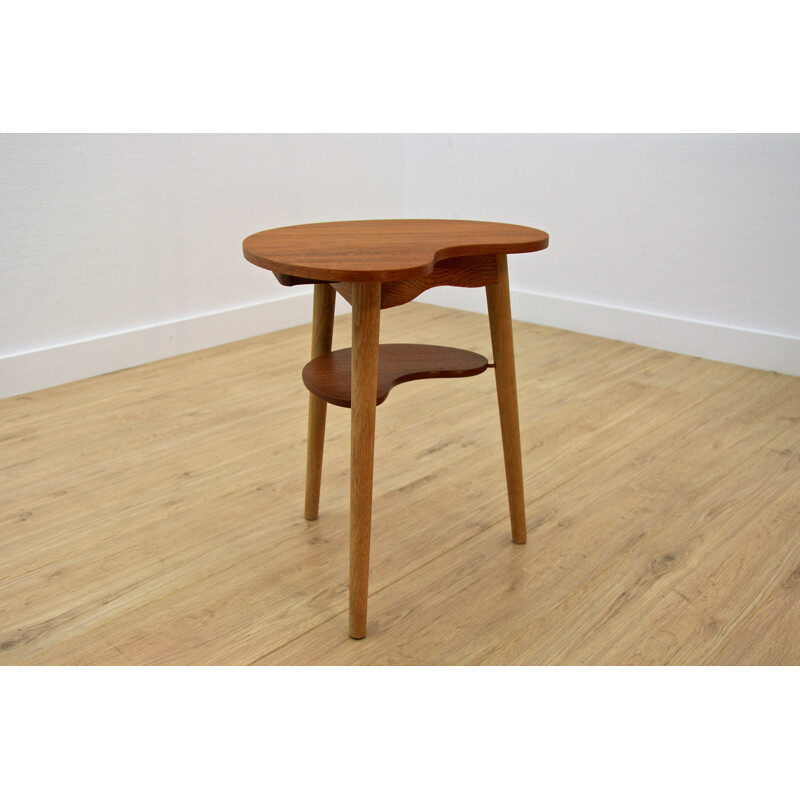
[[242, 236, 549, 283]]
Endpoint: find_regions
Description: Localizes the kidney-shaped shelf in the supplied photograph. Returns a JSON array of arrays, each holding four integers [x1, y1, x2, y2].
[[302, 343, 489, 408]]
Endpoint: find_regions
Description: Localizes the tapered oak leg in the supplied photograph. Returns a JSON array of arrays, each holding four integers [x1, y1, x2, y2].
[[304, 284, 336, 520], [349, 281, 381, 639], [486, 254, 527, 544]]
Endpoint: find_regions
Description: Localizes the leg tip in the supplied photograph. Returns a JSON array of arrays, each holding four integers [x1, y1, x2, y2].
[[349, 618, 367, 639]]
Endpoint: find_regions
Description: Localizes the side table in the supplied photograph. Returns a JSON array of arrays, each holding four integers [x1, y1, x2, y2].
[[242, 219, 549, 638]]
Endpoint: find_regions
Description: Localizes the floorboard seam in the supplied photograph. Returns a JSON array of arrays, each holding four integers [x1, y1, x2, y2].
[[256, 372, 756, 664], [478, 413, 799, 665], [708, 538, 800, 665]]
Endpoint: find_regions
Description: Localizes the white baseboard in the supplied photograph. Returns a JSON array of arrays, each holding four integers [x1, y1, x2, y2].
[[4, 286, 798, 399], [419, 286, 800, 377], [0, 292, 333, 399]]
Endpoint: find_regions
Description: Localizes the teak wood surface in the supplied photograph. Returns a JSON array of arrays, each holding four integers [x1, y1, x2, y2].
[[332, 253, 500, 309], [303, 344, 489, 408], [2, 303, 799, 665], [242, 219, 548, 283]]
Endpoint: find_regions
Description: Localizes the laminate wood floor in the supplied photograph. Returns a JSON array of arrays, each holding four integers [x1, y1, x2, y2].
[[2, 302, 798, 665]]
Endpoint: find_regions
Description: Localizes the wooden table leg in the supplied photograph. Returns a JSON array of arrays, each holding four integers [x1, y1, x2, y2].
[[304, 284, 336, 520], [486, 254, 527, 544], [349, 281, 381, 638]]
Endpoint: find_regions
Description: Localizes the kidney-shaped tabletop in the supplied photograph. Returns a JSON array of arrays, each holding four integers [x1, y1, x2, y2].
[[242, 219, 549, 284]]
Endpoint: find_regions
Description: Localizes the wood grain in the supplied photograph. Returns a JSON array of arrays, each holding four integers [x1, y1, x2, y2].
[[259, 371, 800, 665], [333, 253, 499, 309], [482, 419, 800, 665], [304, 284, 336, 520], [712, 559, 800, 665], [302, 344, 489, 408], [348, 282, 381, 638], [2, 302, 798, 665], [486, 255, 527, 544], [243, 219, 548, 283]]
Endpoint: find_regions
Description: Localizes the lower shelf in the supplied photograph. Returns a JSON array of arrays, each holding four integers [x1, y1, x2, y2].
[[302, 343, 490, 408]]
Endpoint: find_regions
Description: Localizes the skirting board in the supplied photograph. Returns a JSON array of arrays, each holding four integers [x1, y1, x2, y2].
[[419, 286, 800, 378], [3, 286, 798, 399], [0, 292, 349, 399]]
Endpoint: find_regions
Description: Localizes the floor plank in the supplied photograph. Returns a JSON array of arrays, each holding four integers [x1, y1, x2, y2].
[[257, 372, 800, 664], [2, 301, 798, 665], [481, 421, 800, 665]]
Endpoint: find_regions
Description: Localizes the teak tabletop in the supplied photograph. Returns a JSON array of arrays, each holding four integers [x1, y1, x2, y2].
[[242, 219, 549, 283], [242, 218, 550, 639]]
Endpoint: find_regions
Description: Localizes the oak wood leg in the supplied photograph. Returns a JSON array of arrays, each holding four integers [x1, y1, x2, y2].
[[349, 281, 381, 638], [486, 255, 527, 544], [304, 284, 336, 520]]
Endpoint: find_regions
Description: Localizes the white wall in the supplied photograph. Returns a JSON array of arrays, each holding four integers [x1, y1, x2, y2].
[[2, 133, 799, 398], [1, 134, 404, 396], [405, 134, 800, 375]]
